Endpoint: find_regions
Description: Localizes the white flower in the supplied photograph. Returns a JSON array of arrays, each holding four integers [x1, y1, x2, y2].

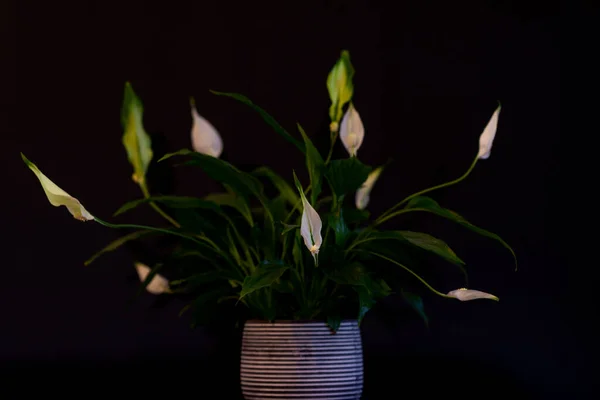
[[339, 104, 364, 157], [134, 262, 172, 295], [190, 98, 223, 158], [21, 153, 94, 221], [447, 288, 499, 301], [478, 103, 502, 160], [294, 173, 323, 265], [356, 167, 383, 210]]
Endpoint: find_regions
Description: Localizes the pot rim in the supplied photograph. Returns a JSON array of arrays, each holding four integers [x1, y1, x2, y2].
[[244, 319, 359, 323]]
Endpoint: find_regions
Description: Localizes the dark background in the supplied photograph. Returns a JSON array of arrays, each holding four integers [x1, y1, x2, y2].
[[2, 0, 580, 398]]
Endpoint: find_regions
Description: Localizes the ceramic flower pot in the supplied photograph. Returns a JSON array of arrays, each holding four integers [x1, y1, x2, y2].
[[240, 320, 364, 399]]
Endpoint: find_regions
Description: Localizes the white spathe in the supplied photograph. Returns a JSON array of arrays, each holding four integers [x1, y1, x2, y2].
[[339, 104, 364, 157], [22, 153, 94, 221], [300, 194, 323, 265], [356, 167, 383, 210], [135, 262, 172, 295], [478, 104, 502, 160], [191, 101, 223, 158], [447, 288, 499, 301]]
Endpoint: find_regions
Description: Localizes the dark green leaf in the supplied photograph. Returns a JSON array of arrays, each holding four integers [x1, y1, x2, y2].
[[204, 192, 253, 226], [405, 196, 517, 269], [327, 262, 367, 286], [253, 166, 299, 206], [239, 261, 289, 300], [84, 230, 155, 266], [342, 207, 371, 225], [292, 231, 304, 269], [328, 209, 350, 246], [114, 196, 220, 217], [325, 158, 372, 198], [361, 231, 465, 266], [189, 289, 229, 328], [401, 289, 429, 327], [355, 286, 375, 325], [159, 149, 263, 198], [209, 91, 305, 153], [170, 271, 225, 289], [327, 315, 342, 333], [272, 278, 294, 294], [160, 149, 275, 246], [297, 124, 325, 204], [280, 222, 299, 236]]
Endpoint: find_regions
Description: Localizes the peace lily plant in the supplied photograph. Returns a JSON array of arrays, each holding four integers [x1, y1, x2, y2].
[[22, 51, 515, 331]]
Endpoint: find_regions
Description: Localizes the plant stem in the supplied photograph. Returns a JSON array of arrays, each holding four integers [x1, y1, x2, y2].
[[362, 250, 453, 299], [140, 182, 181, 228], [377, 155, 479, 224], [325, 129, 338, 165]]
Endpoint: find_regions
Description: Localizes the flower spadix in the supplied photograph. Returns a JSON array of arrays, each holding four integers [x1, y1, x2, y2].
[[293, 171, 323, 266], [447, 288, 499, 301], [356, 166, 383, 210], [339, 104, 364, 157], [477, 103, 502, 160], [135, 262, 172, 295], [190, 97, 223, 158], [21, 153, 94, 221]]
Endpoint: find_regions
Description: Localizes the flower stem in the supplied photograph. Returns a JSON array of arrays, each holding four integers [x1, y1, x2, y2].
[[362, 250, 453, 299], [140, 182, 181, 228], [324, 129, 338, 165], [376, 155, 479, 224]]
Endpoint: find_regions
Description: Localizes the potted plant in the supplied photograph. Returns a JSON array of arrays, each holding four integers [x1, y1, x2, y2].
[[21, 50, 515, 400]]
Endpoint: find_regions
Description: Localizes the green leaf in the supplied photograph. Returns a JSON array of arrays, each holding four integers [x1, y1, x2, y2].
[[292, 231, 304, 268], [325, 158, 372, 198], [405, 196, 517, 269], [209, 91, 305, 153], [84, 230, 155, 266], [204, 192, 254, 226], [280, 222, 299, 236], [328, 209, 350, 246], [297, 124, 325, 204], [361, 231, 465, 267], [239, 261, 290, 300], [189, 289, 228, 328], [327, 50, 355, 124], [169, 271, 224, 288], [327, 262, 368, 286], [401, 289, 429, 327], [355, 286, 374, 325], [327, 315, 342, 333], [160, 149, 275, 248], [252, 166, 300, 206], [342, 207, 370, 225], [114, 196, 220, 217], [272, 279, 294, 294], [159, 149, 262, 198], [121, 82, 153, 185]]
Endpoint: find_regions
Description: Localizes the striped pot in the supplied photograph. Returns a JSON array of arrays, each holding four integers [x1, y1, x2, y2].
[[240, 320, 364, 400]]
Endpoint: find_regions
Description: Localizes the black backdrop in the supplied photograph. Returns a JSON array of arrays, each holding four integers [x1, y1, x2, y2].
[[3, 0, 579, 398]]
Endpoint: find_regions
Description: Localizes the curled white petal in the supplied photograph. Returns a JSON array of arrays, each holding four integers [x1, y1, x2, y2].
[[339, 104, 364, 157], [447, 288, 499, 301], [355, 167, 383, 210], [478, 104, 501, 160], [300, 195, 323, 265], [135, 262, 172, 295], [22, 153, 94, 221], [191, 101, 223, 158]]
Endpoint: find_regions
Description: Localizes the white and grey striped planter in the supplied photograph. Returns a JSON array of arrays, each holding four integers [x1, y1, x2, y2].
[[240, 320, 364, 400]]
